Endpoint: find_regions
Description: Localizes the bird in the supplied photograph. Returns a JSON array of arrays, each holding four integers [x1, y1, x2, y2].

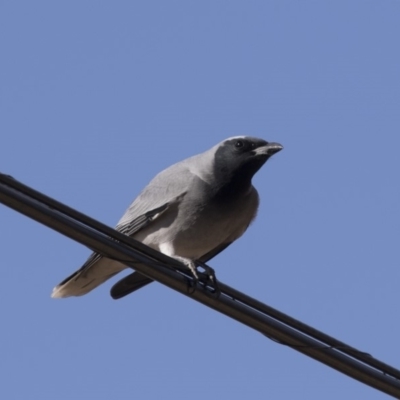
[[51, 136, 283, 299]]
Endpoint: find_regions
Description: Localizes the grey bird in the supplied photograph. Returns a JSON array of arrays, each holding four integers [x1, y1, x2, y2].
[[51, 136, 283, 299]]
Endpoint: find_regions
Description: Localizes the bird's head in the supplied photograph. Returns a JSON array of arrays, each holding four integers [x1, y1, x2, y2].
[[212, 136, 283, 190]]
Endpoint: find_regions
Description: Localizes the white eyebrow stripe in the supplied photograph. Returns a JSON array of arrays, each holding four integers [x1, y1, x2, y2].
[[225, 135, 247, 140]]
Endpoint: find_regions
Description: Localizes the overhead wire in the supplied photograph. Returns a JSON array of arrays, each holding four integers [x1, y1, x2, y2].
[[1, 172, 400, 399]]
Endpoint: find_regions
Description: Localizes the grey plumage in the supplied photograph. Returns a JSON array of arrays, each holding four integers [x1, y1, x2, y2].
[[51, 136, 283, 298]]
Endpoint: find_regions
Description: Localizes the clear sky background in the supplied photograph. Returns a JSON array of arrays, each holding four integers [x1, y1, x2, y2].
[[1, 1, 400, 399]]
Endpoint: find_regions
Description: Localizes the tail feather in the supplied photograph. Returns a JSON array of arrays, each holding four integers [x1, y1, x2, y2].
[[51, 256, 126, 298]]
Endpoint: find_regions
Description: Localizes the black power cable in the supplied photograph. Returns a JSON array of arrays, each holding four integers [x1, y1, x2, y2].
[[1, 173, 400, 398]]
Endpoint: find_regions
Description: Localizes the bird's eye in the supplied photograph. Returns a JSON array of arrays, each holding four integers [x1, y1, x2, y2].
[[250, 142, 255, 149], [235, 140, 244, 148]]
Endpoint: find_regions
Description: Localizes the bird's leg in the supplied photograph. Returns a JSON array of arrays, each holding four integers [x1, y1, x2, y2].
[[172, 256, 199, 280]]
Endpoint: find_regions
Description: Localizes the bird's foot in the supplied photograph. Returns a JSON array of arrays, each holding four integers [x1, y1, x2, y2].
[[195, 261, 220, 296], [173, 257, 219, 295]]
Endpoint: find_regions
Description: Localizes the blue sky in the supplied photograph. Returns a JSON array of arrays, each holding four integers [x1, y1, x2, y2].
[[1, 1, 400, 399]]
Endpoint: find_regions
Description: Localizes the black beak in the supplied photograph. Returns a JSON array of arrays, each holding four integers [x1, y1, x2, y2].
[[254, 142, 283, 157], [265, 142, 283, 155]]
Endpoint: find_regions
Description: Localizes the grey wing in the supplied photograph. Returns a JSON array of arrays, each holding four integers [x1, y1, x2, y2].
[[116, 202, 169, 236], [110, 241, 233, 300], [52, 163, 193, 298], [51, 202, 174, 298], [115, 159, 195, 229]]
